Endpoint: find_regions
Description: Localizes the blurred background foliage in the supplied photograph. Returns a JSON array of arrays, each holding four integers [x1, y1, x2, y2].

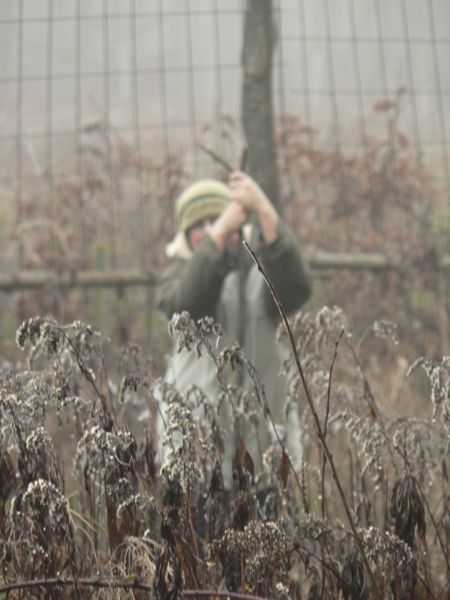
[[0, 0, 448, 404]]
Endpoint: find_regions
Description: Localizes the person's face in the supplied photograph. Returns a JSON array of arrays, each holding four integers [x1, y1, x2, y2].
[[186, 215, 218, 250]]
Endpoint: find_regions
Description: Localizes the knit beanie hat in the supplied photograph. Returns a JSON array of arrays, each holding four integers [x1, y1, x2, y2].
[[175, 179, 231, 232]]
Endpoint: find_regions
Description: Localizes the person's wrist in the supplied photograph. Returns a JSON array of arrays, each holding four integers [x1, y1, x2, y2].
[[256, 200, 279, 245], [256, 197, 278, 220], [209, 222, 228, 253], [211, 218, 230, 238]]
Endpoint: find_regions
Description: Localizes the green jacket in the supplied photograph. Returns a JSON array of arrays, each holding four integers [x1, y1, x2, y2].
[[158, 221, 311, 486]]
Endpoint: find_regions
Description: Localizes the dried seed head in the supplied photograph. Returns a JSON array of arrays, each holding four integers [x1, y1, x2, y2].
[[315, 306, 349, 348], [361, 525, 415, 587], [372, 319, 399, 345], [219, 343, 245, 371], [407, 356, 450, 429], [344, 411, 385, 477], [209, 520, 291, 590], [119, 373, 149, 403]]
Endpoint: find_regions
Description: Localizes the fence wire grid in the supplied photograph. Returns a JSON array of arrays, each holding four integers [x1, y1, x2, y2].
[[0, 0, 449, 347]]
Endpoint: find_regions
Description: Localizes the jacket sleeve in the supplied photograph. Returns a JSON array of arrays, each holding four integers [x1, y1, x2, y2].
[[258, 220, 312, 317], [157, 236, 233, 321]]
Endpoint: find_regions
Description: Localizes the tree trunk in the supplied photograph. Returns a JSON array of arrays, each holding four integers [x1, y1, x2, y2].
[[242, 0, 280, 211]]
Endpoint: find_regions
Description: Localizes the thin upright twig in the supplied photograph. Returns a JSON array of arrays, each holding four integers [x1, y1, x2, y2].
[[319, 330, 344, 600], [321, 329, 344, 518], [417, 481, 450, 573], [244, 241, 383, 600]]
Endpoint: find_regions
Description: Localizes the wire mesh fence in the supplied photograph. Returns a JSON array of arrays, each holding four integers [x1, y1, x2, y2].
[[0, 0, 449, 352]]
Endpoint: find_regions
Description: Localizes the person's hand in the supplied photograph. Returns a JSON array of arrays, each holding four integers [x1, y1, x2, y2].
[[228, 170, 279, 244], [228, 170, 272, 214], [209, 201, 248, 253]]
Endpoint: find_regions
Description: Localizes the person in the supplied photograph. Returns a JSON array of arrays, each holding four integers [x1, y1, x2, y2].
[[157, 171, 312, 487]]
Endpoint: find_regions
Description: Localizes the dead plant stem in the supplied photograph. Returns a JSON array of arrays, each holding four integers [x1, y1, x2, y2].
[[417, 481, 450, 573], [320, 331, 343, 600], [244, 241, 383, 600], [321, 330, 344, 519], [0, 577, 268, 599]]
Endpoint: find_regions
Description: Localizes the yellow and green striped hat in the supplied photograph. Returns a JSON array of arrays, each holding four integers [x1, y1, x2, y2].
[[175, 179, 231, 232]]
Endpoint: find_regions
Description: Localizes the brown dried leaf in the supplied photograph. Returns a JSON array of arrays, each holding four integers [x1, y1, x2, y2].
[[105, 487, 121, 552], [280, 450, 290, 489], [373, 99, 397, 113], [341, 550, 369, 600], [391, 474, 426, 548]]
